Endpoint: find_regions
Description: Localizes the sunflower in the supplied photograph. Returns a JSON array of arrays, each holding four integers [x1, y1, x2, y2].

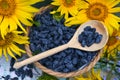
[[0, 0, 43, 39], [75, 69, 102, 80], [51, 0, 81, 19], [103, 30, 120, 59], [0, 30, 29, 61], [65, 0, 120, 36]]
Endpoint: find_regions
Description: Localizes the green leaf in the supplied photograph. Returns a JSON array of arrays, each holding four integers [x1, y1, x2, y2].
[[53, 12, 64, 22], [32, 20, 41, 27], [106, 71, 113, 80], [33, 49, 41, 55]]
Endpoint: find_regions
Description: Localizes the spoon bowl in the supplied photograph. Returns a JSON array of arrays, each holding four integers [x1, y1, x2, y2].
[[13, 20, 109, 69], [68, 20, 109, 51]]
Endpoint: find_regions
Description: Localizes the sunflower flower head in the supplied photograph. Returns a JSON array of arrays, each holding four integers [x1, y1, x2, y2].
[[0, 30, 29, 61], [103, 30, 120, 59], [65, 0, 120, 36], [0, 0, 43, 39], [75, 69, 102, 80], [51, 0, 81, 19]]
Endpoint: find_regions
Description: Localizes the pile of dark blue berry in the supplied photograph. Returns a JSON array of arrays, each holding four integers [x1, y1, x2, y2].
[[4, 56, 34, 80], [29, 10, 99, 73], [78, 26, 103, 47]]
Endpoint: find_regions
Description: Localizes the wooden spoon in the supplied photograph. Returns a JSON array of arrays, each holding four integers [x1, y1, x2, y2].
[[13, 20, 108, 69]]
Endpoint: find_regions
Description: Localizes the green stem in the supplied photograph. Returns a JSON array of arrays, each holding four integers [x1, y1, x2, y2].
[[99, 59, 120, 67]]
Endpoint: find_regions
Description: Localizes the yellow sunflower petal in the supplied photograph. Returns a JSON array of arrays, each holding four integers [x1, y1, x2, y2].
[[12, 15, 27, 34], [108, 0, 120, 8], [64, 11, 69, 19], [18, 0, 44, 5], [17, 6, 39, 13], [13, 36, 29, 44], [3, 48, 8, 61], [0, 17, 9, 39], [107, 0, 115, 5], [7, 47, 17, 60], [65, 20, 81, 26], [76, 14, 89, 23], [118, 45, 120, 50], [109, 14, 120, 22], [65, 16, 79, 26], [9, 18, 17, 31], [0, 16, 3, 23], [104, 19, 113, 36], [57, 6, 68, 18], [58, 6, 69, 19], [109, 7, 120, 13], [14, 34, 29, 40], [18, 36, 29, 40], [109, 50, 116, 58], [51, 0, 60, 5], [87, 0, 97, 4], [12, 31, 24, 34], [75, 77, 89, 80], [16, 14, 33, 26], [65, 17, 77, 23], [10, 45, 21, 56], [60, 8, 65, 15], [69, 7, 78, 16], [65, 10, 89, 26], [57, 5, 62, 12], [0, 48, 2, 57], [15, 10, 33, 26], [12, 44, 26, 53], [15, 10, 33, 20], [78, 0, 89, 9], [107, 14, 119, 30]]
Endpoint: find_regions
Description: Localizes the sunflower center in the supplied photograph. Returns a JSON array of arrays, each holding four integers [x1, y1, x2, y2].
[[107, 37, 117, 46], [63, 0, 75, 7], [0, 33, 14, 47], [87, 3, 108, 21], [0, 0, 16, 16]]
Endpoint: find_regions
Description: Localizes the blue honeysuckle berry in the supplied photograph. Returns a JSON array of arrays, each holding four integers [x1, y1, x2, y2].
[[21, 72, 26, 80], [4, 75, 10, 80], [11, 77, 18, 80], [27, 69, 33, 78], [87, 39, 95, 47], [96, 34, 103, 43], [63, 68, 69, 73], [65, 63, 74, 70], [81, 40, 86, 47], [75, 50, 83, 56], [54, 66, 64, 72], [84, 26, 91, 31], [81, 58, 88, 64], [58, 28, 63, 35], [91, 28, 96, 33], [15, 70, 21, 77], [72, 58, 78, 65], [78, 26, 103, 47]]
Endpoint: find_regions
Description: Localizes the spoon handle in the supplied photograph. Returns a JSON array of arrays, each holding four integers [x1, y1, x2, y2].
[[13, 43, 69, 69]]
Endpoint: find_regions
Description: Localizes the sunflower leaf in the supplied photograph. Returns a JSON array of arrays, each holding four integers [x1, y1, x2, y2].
[[32, 21, 41, 27], [33, 49, 41, 55], [53, 12, 64, 22]]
